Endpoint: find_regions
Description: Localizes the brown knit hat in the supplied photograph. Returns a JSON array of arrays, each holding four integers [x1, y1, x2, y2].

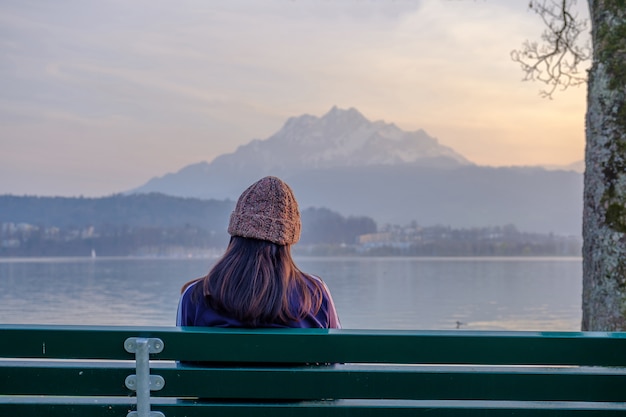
[[227, 176, 301, 245]]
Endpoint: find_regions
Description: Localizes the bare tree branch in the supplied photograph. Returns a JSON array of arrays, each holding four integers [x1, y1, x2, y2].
[[511, 0, 590, 98]]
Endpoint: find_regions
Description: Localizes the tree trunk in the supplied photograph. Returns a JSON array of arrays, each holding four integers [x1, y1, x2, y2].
[[582, 0, 626, 330]]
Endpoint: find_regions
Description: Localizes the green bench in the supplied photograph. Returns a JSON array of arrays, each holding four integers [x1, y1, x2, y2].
[[2, 324, 626, 416]]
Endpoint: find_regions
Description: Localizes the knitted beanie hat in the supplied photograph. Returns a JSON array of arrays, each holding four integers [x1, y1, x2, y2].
[[227, 176, 301, 245]]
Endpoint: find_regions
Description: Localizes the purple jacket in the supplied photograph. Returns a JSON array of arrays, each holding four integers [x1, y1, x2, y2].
[[176, 276, 341, 329]]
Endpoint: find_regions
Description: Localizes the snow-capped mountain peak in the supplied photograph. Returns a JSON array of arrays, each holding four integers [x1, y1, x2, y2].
[[229, 106, 472, 171], [132, 107, 473, 198]]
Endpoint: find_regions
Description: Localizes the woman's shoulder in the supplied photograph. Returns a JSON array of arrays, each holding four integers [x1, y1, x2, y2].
[[296, 273, 328, 303], [179, 278, 204, 307], [301, 273, 341, 328], [303, 273, 331, 295], [181, 277, 203, 296]]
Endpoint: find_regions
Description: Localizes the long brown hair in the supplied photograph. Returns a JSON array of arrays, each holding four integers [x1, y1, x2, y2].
[[189, 236, 325, 326]]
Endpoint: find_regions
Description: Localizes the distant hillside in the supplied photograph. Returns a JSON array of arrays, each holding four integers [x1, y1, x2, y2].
[[125, 107, 583, 236], [543, 160, 585, 173], [0, 193, 233, 230], [0, 194, 579, 258], [0, 194, 378, 256]]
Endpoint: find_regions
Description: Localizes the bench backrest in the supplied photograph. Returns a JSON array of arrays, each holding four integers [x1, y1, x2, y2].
[[2, 324, 626, 416]]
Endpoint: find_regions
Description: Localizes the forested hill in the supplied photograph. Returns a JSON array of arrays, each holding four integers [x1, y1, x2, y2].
[[0, 193, 234, 230], [0, 194, 378, 257]]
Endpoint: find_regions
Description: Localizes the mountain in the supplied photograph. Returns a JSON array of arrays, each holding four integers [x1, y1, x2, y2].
[[543, 160, 585, 173], [245, 106, 471, 169], [130, 106, 472, 200], [128, 107, 583, 236]]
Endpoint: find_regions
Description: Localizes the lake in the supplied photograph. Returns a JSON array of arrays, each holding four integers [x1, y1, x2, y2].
[[0, 256, 582, 331]]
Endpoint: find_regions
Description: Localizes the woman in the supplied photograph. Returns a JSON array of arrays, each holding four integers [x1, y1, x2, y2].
[[177, 176, 341, 329]]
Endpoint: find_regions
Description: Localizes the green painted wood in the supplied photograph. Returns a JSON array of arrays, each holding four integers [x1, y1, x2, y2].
[[2, 399, 626, 417], [2, 361, 626, 402], [2, 324, 626, 366], [3, 325, 626, 416], [0, 361, 133, 396]]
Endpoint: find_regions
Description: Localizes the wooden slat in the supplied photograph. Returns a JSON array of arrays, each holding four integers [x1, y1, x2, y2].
[[0, 361, 133, 396], [2, 361, 626, 402], [162, 365, 626, 402], [2, 325, 626, 366], [2, 399, 626, 417]]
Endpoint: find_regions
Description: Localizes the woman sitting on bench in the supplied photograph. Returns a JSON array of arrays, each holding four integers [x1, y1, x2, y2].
[[177, 176, 341, 329]]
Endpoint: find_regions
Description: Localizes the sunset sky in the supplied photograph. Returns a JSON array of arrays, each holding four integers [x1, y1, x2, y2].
[[1, 0, 590, 197]]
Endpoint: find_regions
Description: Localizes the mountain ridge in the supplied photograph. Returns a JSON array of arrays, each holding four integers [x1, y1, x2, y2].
[[131, 106, 471, 199], [128, 107, 582, 236]]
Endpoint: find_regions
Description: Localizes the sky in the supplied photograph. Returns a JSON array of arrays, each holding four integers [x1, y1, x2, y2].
[[0, 0, 590, 197]]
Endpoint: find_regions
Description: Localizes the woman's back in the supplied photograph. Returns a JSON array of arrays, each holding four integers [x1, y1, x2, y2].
[[176, 176, 340, 329]]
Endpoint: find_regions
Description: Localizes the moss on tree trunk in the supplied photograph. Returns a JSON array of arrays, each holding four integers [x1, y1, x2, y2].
[[582, 0, 626, 330]]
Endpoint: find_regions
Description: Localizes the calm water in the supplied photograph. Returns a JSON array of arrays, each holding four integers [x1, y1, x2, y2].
[[0, 256, 582, 331]]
